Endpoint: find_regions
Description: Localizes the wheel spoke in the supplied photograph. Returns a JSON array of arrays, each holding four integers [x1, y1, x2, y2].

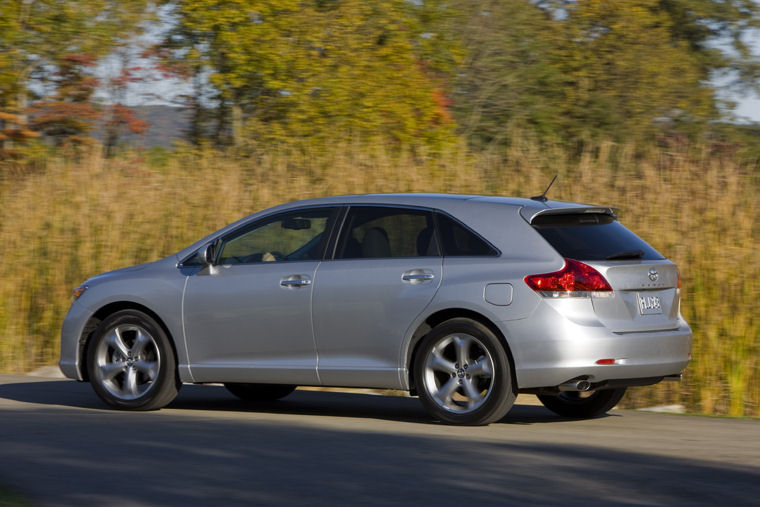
[[462, 378, 483, 408], [453, 336, 471, 367], [467, 356, 493, 378], [427, 350, 456, 373], [131, 330, 151, 357], [434, 377, 459, 409], [134, 360, 158, 381], [100, 362, 126, 381], [106, 328, 130, 360], [124, 368, 139, 396]]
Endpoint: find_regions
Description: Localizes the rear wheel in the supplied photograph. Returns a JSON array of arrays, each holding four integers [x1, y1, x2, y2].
[[538, 388, 626, 418], [87, 309, 180, 410], [414, 318, 515, 425], [224, 383, 297, 402]]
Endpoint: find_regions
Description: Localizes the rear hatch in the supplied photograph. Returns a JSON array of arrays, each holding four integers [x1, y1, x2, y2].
[[531, 211, 681, 333]]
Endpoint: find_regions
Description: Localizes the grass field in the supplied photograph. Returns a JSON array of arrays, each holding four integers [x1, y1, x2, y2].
[[0, 138, 757, 416], [0, 484, 28, 507]]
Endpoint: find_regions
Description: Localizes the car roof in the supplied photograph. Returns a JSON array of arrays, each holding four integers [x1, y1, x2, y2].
[[275, 193, 615, 222]]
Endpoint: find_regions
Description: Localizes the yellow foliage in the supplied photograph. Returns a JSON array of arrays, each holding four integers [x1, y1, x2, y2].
[[0, 138, 757, 417], [171, 0, 456, 146]]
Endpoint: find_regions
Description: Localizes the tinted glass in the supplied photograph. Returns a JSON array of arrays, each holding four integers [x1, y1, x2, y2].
[[436, 213, 498, 256], [531, 213, 663, 261], [218, 208, 336, 264], [335, 207, 438, 259]]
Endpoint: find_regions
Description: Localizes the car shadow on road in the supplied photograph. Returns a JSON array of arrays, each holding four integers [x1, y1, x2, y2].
[[1, 382, 759, 507], [0, 377, 611, 425]]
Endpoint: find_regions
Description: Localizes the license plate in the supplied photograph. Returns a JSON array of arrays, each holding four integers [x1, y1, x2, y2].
[[637, 293, 662, 315]]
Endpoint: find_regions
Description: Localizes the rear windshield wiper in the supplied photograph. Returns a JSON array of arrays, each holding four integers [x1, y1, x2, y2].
[[606, 250, 644, 260]]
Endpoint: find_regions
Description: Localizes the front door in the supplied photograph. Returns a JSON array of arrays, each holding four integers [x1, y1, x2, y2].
[[183, 207, 338, 384]]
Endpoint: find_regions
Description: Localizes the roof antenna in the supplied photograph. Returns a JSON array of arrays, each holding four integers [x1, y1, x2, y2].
[[530, 175, 558, 203]]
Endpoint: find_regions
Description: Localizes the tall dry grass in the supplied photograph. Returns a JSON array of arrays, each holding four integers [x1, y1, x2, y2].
[[0, 139, 757, 416]]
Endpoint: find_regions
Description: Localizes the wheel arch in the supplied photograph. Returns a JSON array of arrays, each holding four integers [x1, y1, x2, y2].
[[406, 308, 517, 395], [78, 301, 179, 382]]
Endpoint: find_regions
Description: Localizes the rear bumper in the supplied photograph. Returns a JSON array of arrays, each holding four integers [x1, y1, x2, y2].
[[503, 306, 692, 389]]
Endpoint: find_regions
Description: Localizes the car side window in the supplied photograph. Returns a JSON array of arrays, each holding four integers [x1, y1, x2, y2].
[[217, 208, 337, 264], [436, 213, 498, 256], [335, 207, 439, 259]]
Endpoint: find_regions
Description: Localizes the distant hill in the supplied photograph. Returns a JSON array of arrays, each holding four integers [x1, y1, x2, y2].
[[93, 105, 190, 148]]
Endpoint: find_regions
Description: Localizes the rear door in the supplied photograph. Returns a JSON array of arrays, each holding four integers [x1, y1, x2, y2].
[[531, 212, 681, 333], [312, 206, 442, 388]]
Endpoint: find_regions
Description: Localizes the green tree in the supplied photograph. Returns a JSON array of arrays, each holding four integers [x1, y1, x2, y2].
[[452, 0, 760, 146], [555, 0, 725, 141], [450, 0, 566, 147], [162, 0, 459, 147]]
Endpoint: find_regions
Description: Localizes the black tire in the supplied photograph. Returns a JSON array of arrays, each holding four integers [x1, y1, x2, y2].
[[538, 387, 627, 418], [86, 309, 180, 410], [224, 383, 297, 402], [413, 318, 516, 425]]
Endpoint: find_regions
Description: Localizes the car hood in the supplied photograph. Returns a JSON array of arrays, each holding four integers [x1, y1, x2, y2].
[[83, 258, 171, 287]]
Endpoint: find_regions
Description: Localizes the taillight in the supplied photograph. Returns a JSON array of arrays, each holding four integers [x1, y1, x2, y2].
[[524, 258, 613, 298]]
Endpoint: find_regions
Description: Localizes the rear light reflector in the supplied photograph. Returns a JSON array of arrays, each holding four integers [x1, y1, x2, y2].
[[524, 258, 613, 298], [596, 358, 627, 365]]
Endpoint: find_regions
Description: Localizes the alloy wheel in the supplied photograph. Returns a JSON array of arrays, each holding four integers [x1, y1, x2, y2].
[[422, 333, 495, 414], [92, 323, 161, 400]]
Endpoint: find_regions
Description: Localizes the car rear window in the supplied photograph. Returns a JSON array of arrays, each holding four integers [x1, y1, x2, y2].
[[531, 213, 664, 261]]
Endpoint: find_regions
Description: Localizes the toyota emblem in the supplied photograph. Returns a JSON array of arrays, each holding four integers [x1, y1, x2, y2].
[[648, 268, 659, 282]]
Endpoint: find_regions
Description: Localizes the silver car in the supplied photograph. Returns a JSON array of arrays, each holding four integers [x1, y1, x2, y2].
[[60, 194, 692, 425]]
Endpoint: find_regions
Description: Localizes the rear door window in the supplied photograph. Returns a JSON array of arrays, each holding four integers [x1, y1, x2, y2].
[[334, 207, 438, 259], [531, 213, 663, 261]]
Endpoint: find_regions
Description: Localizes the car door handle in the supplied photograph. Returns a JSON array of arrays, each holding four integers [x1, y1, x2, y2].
[[402, 273, 435, 281], [280, 276, 312, 288], [401, 270, 435, 284]]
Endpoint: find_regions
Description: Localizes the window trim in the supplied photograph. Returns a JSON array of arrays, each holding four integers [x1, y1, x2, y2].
[[179, 203, 501, 267]]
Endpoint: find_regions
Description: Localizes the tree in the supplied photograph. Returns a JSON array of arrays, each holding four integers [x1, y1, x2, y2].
[[27, 54, 100, 146], [99, 50, 151, 157], [450, 0, 566, 147], [0, 0, 152, 153], [554, 0, 718, 141], [451, 0, 760, 146], [161, 0, 459, 148]]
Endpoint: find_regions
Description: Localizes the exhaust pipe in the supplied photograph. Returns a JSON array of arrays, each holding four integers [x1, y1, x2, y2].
[[558, 380, 592, 392], [663, 374, 682, 382]]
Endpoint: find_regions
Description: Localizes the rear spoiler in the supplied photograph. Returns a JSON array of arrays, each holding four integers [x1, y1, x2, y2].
[[520, 206, 618, 224]]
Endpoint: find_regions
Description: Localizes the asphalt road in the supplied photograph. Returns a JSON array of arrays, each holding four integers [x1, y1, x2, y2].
[[0, 375, 758, 506]]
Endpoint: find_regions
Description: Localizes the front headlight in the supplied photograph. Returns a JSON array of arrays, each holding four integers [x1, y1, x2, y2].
[[72, 284, 88, 301]]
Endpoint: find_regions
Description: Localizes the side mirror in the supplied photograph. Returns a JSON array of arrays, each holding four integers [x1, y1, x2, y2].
[[200, 242, 217, 266]]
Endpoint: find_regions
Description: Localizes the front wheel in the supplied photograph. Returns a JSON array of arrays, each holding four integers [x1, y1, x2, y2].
[[538, 388, 626, 418], [87, 309, 180, 410], [413, 318, 516, 425]]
